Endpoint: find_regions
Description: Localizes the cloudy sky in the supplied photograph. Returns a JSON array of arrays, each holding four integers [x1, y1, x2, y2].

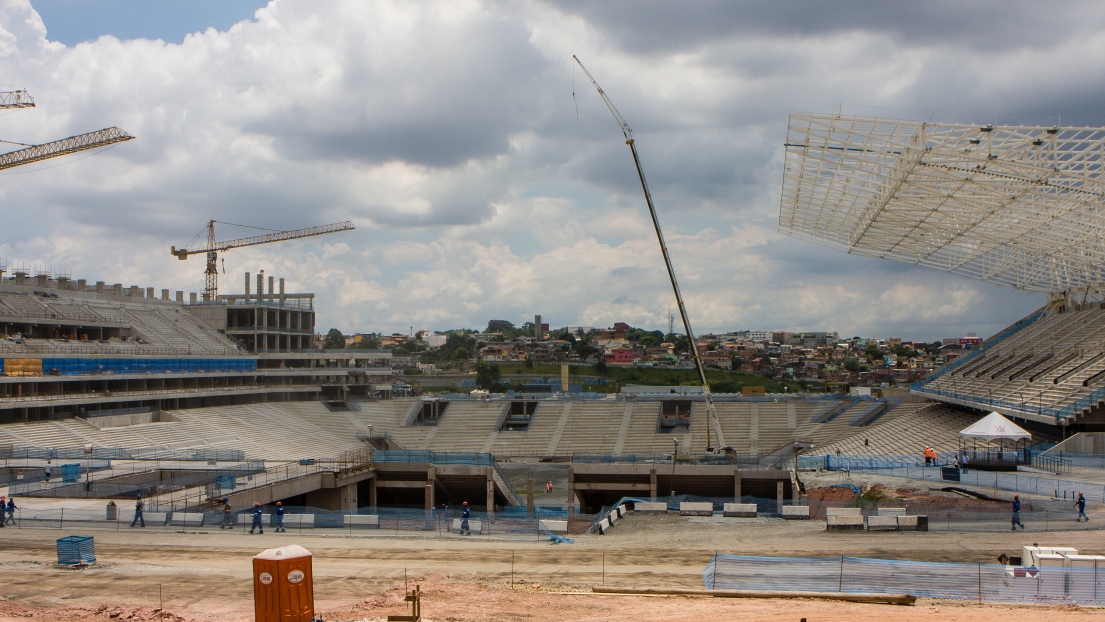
[[3, 0, 1103, 340]]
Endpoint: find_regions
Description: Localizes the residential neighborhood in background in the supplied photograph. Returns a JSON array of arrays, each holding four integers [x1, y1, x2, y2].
[[318, 315, 988, 391]]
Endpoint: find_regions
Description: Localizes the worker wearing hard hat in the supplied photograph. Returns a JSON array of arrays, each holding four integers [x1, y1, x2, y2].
[[1075, 492, 1089, 522]]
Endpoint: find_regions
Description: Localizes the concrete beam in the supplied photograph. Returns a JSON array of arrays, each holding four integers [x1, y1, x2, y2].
[[573, 482, 652, 492]]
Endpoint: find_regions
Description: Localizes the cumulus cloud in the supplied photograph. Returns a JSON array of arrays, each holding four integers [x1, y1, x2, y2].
[[6, 0, 1094, 340]]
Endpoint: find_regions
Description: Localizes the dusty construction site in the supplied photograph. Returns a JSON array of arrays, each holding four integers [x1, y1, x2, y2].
[[2, 511, 1105, 622]]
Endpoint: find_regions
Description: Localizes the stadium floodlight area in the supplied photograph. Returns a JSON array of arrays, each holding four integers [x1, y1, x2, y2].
[[779, 114, 1105, 295]]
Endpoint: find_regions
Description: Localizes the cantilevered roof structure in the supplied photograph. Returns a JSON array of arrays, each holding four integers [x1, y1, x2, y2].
[[779, 114, 1105, 294]]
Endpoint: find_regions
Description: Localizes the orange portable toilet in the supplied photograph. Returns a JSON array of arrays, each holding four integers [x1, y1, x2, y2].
[[253, 545, 314, 622]]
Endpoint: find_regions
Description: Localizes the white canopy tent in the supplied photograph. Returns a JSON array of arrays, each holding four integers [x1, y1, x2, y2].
[[959, 412, 1032, 443], [959, 412, 1032, 469]]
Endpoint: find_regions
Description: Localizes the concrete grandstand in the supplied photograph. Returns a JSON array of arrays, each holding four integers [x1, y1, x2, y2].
[[0, 268, 391, 423]]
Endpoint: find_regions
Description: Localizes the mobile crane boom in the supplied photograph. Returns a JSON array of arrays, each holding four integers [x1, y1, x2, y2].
[[573, 55, 724, 452]]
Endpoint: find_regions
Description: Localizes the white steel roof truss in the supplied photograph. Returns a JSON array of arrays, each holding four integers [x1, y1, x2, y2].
[[779, 114, 1105, 294]]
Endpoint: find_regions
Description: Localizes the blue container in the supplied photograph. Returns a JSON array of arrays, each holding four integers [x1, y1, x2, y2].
[[61, 463, 81, 483], [56, 536, 95, 565]]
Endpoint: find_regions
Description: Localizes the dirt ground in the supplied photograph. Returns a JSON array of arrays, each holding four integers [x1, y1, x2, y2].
[[2, 513, 1105, 621]]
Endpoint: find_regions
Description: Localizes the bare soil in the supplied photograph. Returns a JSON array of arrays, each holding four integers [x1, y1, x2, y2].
[[2, 511, 1104, 621]]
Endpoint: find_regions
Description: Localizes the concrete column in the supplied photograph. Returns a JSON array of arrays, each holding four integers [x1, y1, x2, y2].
[[426, 466, 436, 511], [279, 278, 285, 305], [161, 289, 169, 301], [791, 470, 800, 503], [340, 482, 358, 510], [244, 272, 251, 301], [146, 287, 155, 299], [268, 276, 275, 302], [113, 284, 123, 295], [776, 480, 784, 513], [485, 467, 495, 517], [650, 468, 657, 501], [189, 292, 197, 304], [257, 273, 264, 301], [527, 477, 535, 518], [176, 291, 184, 302], [77, 279, 86, 291], [734, 469, 742, 501], [567, 467, 575, 515], [96, 281, 105, 294]]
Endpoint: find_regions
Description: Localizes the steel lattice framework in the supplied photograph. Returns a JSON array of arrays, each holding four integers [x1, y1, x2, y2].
[[0, 127, 134, 171], [779, 114, 1105, 294]]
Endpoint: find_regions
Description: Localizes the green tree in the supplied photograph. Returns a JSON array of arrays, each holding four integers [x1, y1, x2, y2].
[[864, 343, 881, 361], [486, 319, 515, 334], [843, 357, 861, 372], [476, 362, 503, 390], [351, 334, 380, 349], [323, 328, 345, 350]]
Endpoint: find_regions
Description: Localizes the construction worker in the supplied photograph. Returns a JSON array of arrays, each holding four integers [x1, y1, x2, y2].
[[221, 498, 233, 529], [274, 501, 286, 532], [249, 502, 264, 534], [130, 495, 145, 528], [461, 501, 470, 536], [1011, 495, 1025, 531], [1075, 492, 1089, 522]]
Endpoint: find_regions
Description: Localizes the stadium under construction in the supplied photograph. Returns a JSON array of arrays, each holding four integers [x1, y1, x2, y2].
[[2, 115, 1105, 522]]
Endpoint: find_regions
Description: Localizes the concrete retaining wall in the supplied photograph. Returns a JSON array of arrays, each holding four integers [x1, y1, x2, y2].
[[169, 512, 205, 527], [636, 502, 668, 512], [344, 514, 380, 528], [723, 503, 757, 518], [826, 514, 864, 530], [451, 518, 482, 534], [877, 508, 906, 517], [283, 514, 315, 528], [679, 502, 714, 516], [866, 515, 898, 531], [897, 515, 928, 531], [825, 507, 861, 517], [781, 505, 810, 520], [540, 519, 568, 533]]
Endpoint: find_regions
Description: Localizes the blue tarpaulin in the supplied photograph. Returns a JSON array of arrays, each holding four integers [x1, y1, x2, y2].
[[56, 536, 95, 565]]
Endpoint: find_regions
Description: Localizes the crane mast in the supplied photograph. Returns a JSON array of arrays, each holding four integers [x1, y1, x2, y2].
[[171, 220, 355, 301], [573, 55, 724, 452]]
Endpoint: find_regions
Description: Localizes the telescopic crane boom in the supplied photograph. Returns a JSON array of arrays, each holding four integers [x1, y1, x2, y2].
[[573, 55, 724, 452], [171, 220, 355, 301]]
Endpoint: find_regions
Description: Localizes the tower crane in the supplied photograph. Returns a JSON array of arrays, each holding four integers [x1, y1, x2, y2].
[[573, 55, 725, 452], [171, 220, 355, 301], [0, 89, 134, 171]]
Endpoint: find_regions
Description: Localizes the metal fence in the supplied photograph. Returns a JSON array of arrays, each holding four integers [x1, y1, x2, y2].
[[4, 446, 245, 461], [1, 504, 589, 540], [829, 462, 1105, 504], [702, 554, 1105, 604], [372, 450, 493, 466], [10, 461, 266, 501]]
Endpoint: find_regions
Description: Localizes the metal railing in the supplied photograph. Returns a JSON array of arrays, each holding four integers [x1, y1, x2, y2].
[[0, 383, 322, 404]]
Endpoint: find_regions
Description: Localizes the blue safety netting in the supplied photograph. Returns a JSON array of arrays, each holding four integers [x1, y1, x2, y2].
[[34, 358, 257, 375]]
